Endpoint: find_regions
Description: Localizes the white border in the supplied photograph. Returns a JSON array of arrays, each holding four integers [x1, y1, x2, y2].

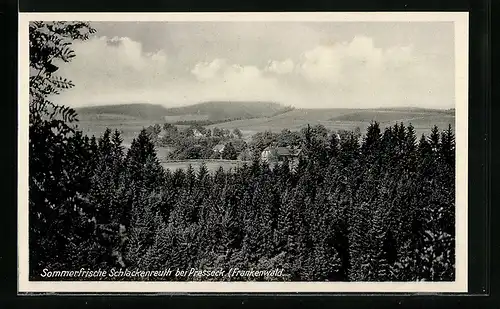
[[18, 12, 469, 293]]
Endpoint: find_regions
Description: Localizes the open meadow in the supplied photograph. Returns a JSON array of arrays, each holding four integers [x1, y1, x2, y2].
[[207, 108, 455, 139]]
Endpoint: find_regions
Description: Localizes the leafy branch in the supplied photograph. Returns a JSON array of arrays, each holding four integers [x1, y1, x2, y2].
[[29, 21, 96, 126]]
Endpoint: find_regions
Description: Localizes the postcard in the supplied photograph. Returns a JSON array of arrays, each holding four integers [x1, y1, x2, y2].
[[18, 12, 468, 293]]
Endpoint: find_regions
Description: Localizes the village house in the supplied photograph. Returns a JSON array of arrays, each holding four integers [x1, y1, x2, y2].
[[212, 144, 226, 159], [192, 129, 204, 138], [261, 146, 302, 169]]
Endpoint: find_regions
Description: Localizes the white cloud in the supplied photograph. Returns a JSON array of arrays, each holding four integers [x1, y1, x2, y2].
[[223, 64, 263, 81], [57, 36, 169, 91], [187, 60, 283, 103], [190, 58, 227, 81], [191, 59, 266, 83], [266, 58, 295, 74], [53, 32, 453, 109], [298, 36, 386, 84], [274, 35, 449, 108]]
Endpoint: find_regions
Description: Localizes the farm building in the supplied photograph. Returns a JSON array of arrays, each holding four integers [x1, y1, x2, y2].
[[192, 129, 204, 138], [213, 144, 225, 153], [213, 144, 226, 159], [261, 146, 302, 169]]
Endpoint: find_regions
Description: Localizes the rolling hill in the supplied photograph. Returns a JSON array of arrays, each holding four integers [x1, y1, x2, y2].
[[328, 109, 454, 123], [207, 107, 455, 139], [74, 101, 455, 144], [74, 101, 294, 143], [76, 103, 170, 121], [76, 101, 293, 122], [163, 101, 293, 122]]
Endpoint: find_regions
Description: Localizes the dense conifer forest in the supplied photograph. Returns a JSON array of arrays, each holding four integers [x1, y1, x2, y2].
[[28, 21, 455, 282]]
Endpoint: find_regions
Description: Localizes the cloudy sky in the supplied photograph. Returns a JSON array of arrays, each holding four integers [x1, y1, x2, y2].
[[54, 21, 455, 109]]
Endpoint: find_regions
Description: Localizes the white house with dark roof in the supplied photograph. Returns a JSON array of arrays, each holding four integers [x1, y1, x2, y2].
[[192, 129, 204, 138], [213, 144, 226, 159], [261, 146, 302, 169]]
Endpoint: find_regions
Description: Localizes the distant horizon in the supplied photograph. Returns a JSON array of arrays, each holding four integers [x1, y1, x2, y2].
[[74, 101, 455, 111]]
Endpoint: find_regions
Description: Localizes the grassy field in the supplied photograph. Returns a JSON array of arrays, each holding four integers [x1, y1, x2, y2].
[[207, 108, 455, 138], [122, 140, 247, 173], [76, 117, 164, 145]]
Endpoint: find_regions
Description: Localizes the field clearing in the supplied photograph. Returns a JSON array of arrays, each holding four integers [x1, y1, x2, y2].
[[120, 144, 173, 161], [76, 118, 164, 144], [164, 114, 209, 122], [208, 109, 455, 137], [160, 160, 251, 173], [78, 113, 138, 121], [330, 110, 451, 122], [155, 146, 174, 161], [119, 145, 244, 172]]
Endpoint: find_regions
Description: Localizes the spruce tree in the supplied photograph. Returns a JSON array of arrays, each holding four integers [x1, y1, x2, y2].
[[222, 142, 238, 160], [328, 131, 339, 160]]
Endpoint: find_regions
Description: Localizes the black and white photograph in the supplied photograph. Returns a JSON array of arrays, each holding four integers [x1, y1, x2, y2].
[[18, 12, 468, 293]]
